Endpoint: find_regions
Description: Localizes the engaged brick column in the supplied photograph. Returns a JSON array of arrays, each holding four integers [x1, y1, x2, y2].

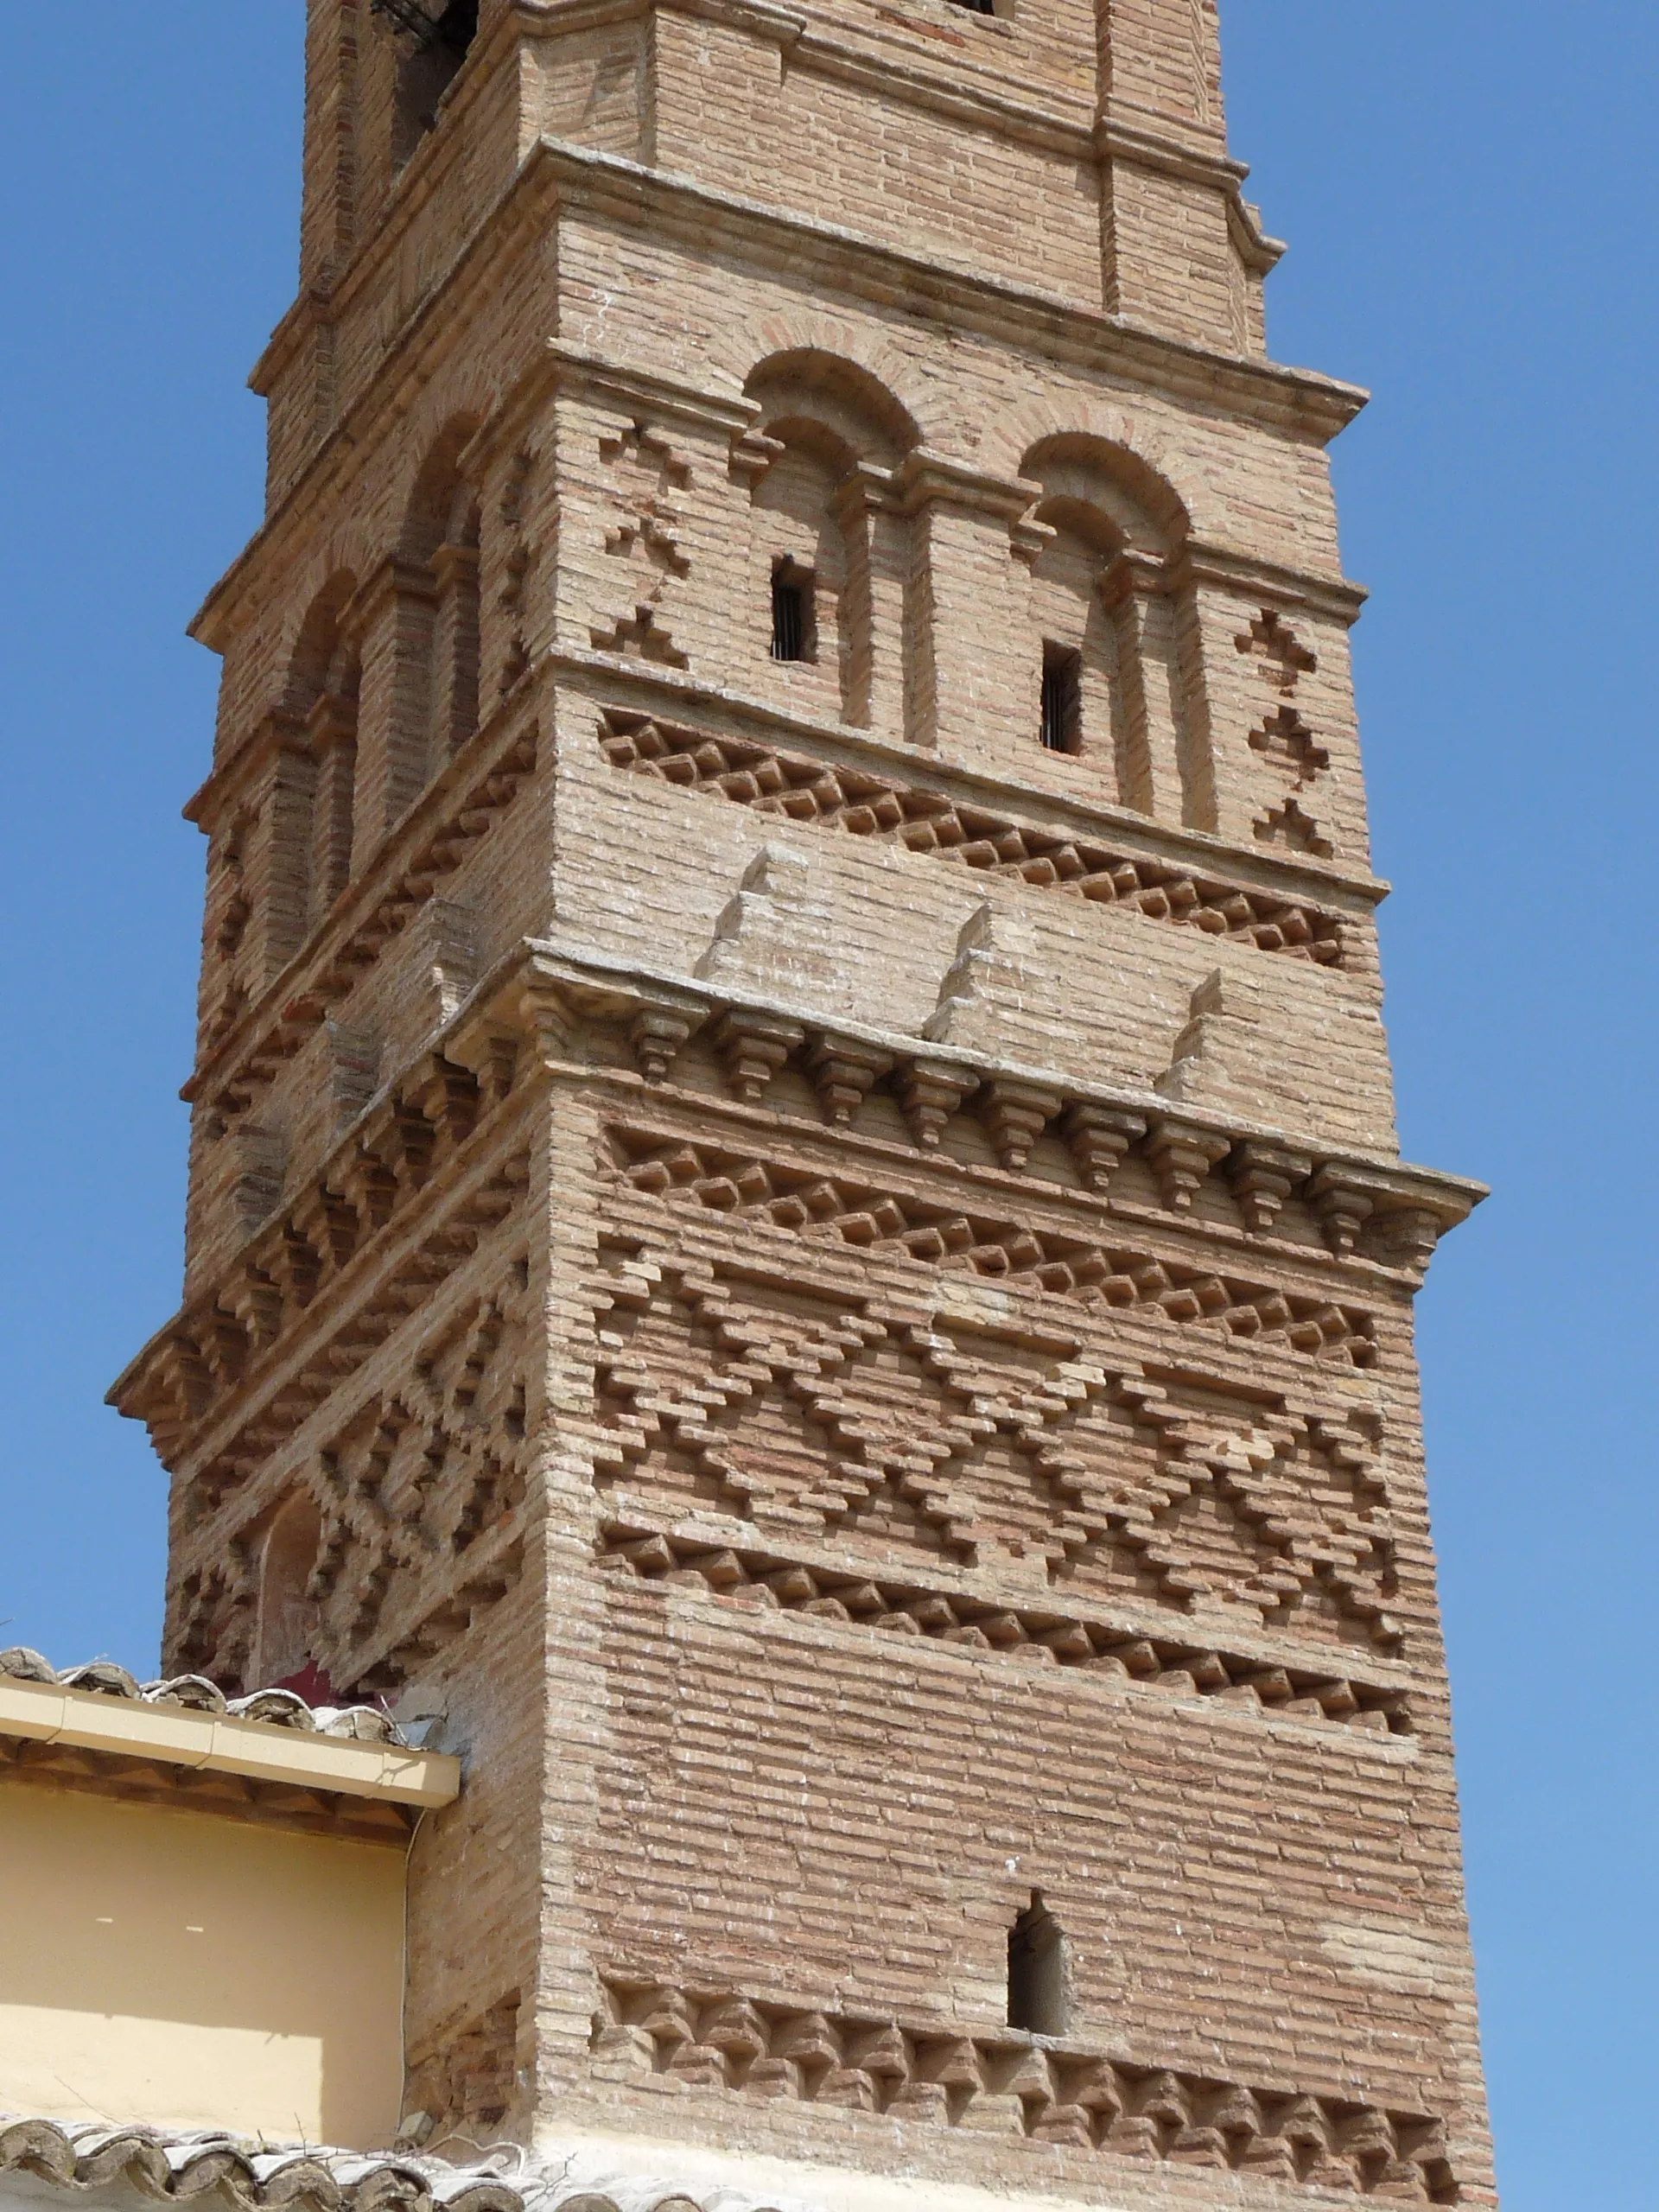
[[897, 453, 1040, 761], [349, 556, 439, 874]]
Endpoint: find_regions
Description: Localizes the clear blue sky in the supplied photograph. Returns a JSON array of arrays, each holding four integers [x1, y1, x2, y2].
[[0, 7, 1652, 2204]]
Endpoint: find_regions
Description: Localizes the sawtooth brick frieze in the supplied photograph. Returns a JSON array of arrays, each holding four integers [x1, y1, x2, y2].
[[111, 0, 1499, 2203]]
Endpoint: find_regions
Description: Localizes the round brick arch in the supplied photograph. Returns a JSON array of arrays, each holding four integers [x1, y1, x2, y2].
[[708, 308, 944, 448], [985, 391, 1213, 537]]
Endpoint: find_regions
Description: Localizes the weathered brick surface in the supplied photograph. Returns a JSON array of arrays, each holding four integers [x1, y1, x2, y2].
[[114, 2, 1498, 2205]]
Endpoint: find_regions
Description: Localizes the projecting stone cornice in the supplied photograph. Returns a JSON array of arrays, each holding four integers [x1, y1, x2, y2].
[[202, 137, 1362, 651]]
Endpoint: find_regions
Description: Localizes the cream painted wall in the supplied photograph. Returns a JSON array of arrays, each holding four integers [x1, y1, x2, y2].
[[0, 1783, 405, 2146]]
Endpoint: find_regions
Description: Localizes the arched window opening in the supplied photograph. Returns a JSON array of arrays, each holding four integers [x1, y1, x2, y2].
[[252, 1491, 331, 1698], [1019, 435, 1194, 821], [743, 353, 922, 730], [284, 575, 361, 936], [1028, 505, 1121, 776], [377, 0, 480, 168], [771, 556, 816, 662], [1008, 1893, 1069, 2037], [390, 429, 483, 821], [1040, 642, 1082, 753]]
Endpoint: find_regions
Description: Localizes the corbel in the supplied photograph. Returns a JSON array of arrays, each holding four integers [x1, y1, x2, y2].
[[629, 992, 711, 1083], [827, 461, 899, 525], [342, 553, 439, 640], [1098, 547, 1174, 612], [446, 1011, 523, 1109], [516, 969, 578, 1066], [807, 1033, 894, 1124], [1062, 1104, 1147, 1195], [890, 449, 1042, 528], [1306, 1163, 1379, 1258], [1229, 1140, 1313, 1236], [897, 1057, 982, 1148], [1009, 515, 1058, 572], [431, 539, 481, 594], [981, 1079, 1064, 1172], [1145, 1116, 1232, 1212], [306, 690, 359, 756], [711, 1008, 804, 1103]]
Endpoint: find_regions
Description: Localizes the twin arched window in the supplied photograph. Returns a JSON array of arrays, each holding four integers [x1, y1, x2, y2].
[[741, 367, 1194, 816]]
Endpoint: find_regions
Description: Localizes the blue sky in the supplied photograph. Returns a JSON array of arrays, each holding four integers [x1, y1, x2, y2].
[[0, 6, 1652, 2205]]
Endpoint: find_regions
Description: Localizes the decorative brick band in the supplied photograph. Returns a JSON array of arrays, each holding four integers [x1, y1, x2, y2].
[[608, 1128, 1379, 1366], [594, 1978, 1459, 2201], [114, 1050, 531, 1502], [599, 708, 1347, 965], [196, 721, 537, 1121], [598, 1523, 1410, 1734]]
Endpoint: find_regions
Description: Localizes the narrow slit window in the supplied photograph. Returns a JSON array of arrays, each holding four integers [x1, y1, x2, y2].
[[1040, 643, 1082, 753], [1008, 1893, 1068, 2036], [771, 561, 814, 662], [949, 0, 997, 13]]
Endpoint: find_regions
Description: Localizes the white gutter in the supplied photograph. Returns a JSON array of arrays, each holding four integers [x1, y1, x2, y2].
[[0, 1677, 460, 1809]]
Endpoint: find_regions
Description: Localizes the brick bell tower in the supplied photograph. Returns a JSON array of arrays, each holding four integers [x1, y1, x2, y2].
[[113, 0, 1498, 2204]]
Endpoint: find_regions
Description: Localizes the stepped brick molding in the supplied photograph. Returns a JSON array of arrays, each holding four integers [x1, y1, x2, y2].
[[609, 1128, 1381, 1364], [594, 1980, 1459, 2202], [598, 1525, 1412, 1735], [112, 1033, 530, 1480], [188, 716, 536, 1124], [600, 709, 1349, 965]]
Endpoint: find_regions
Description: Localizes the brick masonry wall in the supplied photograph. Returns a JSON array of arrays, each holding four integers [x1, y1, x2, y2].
[[116, 1, 1498, 2205]]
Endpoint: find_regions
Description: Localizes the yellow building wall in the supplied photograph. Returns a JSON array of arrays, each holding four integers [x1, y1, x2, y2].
[[0, 1783, 405, 2146]]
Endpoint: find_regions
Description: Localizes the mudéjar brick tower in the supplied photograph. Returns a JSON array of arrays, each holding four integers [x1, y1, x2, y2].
[[111, 1, 1498, 2205]]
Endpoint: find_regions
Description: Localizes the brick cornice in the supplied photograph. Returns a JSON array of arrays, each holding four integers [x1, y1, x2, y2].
[[516, 937, 1486, 1255]]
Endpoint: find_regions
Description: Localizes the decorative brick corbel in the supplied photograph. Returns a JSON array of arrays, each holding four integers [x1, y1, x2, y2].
[[517, 975, 577, 1065], [1062, 1103, 1147, 1194], [1230, 1139, 1314, 1236], [1307, 1164, 1377, 1257], [1369, 1204, 1444, 1274], [897, 1057, 982, 1147], [807, 1033, 894, 1124], [982, 1078, 1064, 1172], [712, 1008, 804, 1103], [1146, 1116, 1232, 1211], [629, 1003, 702, 1084]]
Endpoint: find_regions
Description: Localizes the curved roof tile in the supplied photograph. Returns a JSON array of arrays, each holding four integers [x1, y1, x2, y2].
[[0, 2124, 820, 2212], [0, 1650, 404, 1745]]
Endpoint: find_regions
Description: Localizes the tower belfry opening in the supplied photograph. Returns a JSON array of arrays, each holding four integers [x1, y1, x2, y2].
[[374, 0, 479, 163], [105, 1, 1497, 2203]]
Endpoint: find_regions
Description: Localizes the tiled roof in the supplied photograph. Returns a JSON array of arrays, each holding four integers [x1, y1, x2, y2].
[[0, 1649, 404, 1745], [0, 2123, 817, 2212], [0, 2121, 520, 2211]]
